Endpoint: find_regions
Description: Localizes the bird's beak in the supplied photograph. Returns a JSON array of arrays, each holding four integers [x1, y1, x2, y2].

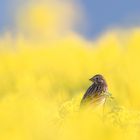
[[89, 78, 94, 82]]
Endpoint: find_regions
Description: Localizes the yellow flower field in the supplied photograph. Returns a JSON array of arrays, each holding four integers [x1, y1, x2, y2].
[[0, 1, 140, 140]]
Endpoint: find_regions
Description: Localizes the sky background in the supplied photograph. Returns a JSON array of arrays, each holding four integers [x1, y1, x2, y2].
[[1, 0, 140, 39]]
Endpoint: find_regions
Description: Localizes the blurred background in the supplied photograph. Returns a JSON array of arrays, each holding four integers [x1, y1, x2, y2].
[[1, 0, 140, 38], [0, 0, 140, 140]]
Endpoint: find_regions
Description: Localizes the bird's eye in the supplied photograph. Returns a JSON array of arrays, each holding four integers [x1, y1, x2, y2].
[[96, 77, 99, 80]]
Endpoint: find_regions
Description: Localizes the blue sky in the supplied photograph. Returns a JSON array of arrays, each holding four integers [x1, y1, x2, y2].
[[1, 0, 140, 39], [80, 0, 140, 38]]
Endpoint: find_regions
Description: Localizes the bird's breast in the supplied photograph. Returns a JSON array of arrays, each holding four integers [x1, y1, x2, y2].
[[90, 93, 107, 107]]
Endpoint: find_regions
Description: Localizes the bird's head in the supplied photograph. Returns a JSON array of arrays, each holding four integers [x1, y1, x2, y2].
[[89, 74, 106, 84]]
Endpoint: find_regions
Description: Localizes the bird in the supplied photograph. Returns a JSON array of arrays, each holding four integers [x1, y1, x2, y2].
[[80, 74, 110, 108]]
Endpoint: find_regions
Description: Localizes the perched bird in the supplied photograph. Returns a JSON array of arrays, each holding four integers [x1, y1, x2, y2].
[[80, 74, 109, 108]]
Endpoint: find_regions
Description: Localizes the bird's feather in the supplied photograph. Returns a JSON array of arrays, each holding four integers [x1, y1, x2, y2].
[[80, 82, 107, 107]]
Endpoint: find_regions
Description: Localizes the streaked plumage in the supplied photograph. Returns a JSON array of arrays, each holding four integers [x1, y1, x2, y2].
[[80, 74, 108, 108]]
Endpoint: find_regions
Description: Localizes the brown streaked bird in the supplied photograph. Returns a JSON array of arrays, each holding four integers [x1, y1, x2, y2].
[[80, 74, 109, 108]]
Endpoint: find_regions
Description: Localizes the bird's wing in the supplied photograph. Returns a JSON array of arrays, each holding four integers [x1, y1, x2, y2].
[[81, 84, 97, 105]]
